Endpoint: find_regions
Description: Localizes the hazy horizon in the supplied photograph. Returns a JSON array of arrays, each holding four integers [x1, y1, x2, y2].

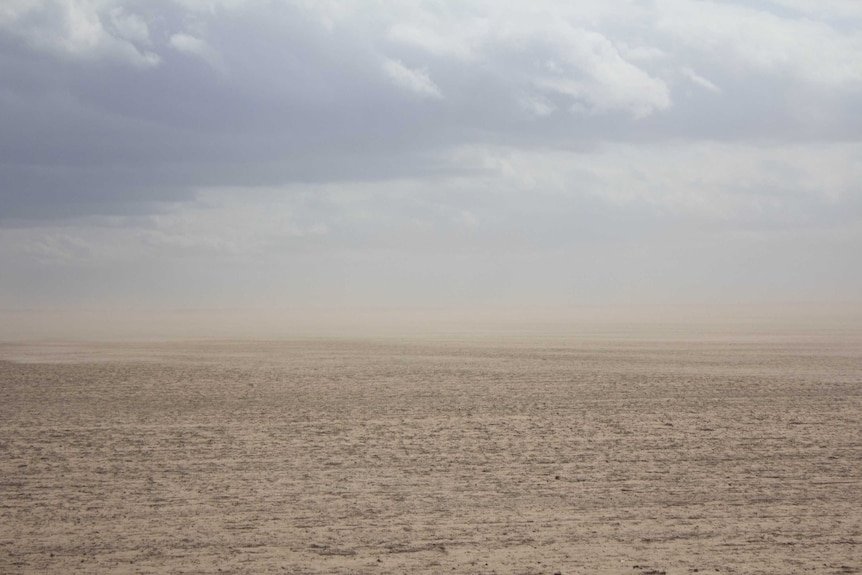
[[2, 302, 861, 342]]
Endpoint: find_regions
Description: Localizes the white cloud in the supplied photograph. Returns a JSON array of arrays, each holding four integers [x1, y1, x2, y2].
[[387, 19, 487, 61], [169, 33, 226, 73], [383, 58, 443, 98], [481, 141, 862, 226], [0, 0, 160, 67], [763, 0, 862, 20], [0, 0, 42, 23], [108, 7, 151, 46], [532, 26, 671, 118], [657, 0, 862, 87], [169, 33, 206, 55], [520, 94, 556, 117], [385, 7, 671, 118], [681, 67, 720, 93], [618, 42, 667, 62]]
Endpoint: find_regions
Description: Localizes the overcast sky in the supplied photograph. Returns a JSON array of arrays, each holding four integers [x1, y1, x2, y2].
[[2, 0, 861, 336]]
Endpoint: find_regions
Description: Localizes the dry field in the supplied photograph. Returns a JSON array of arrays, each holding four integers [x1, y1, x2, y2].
[[1, 334, 861, 574]]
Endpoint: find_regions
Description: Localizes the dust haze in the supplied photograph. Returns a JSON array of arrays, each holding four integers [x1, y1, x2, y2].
[[2, 303, 861, 342]]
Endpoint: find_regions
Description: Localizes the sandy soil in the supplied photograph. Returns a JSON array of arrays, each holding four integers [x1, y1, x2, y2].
[[1, 336, 860, 574]]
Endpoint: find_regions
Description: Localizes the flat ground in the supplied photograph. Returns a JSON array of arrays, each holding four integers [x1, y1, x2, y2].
[[1, 334, 860, 574]]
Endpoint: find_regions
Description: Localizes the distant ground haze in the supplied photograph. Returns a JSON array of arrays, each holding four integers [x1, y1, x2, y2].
[[1, 303, 860, 341]]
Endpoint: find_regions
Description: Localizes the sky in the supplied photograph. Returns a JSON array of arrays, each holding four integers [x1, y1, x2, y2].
[[1, 0, 861, 337]]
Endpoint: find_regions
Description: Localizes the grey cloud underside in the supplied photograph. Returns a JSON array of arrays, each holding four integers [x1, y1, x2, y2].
[[3, 1, 862, 223]]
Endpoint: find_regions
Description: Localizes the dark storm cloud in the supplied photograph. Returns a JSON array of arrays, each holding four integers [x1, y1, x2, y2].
[[1, 0, 861, 225], [0, 1, 438, 221]]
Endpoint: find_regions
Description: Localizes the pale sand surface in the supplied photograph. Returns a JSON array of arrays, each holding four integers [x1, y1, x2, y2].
[[1, 335, 861, 574]]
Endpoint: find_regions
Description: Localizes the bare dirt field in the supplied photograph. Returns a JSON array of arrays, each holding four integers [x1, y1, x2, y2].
[[1, 334, 861, 574]]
